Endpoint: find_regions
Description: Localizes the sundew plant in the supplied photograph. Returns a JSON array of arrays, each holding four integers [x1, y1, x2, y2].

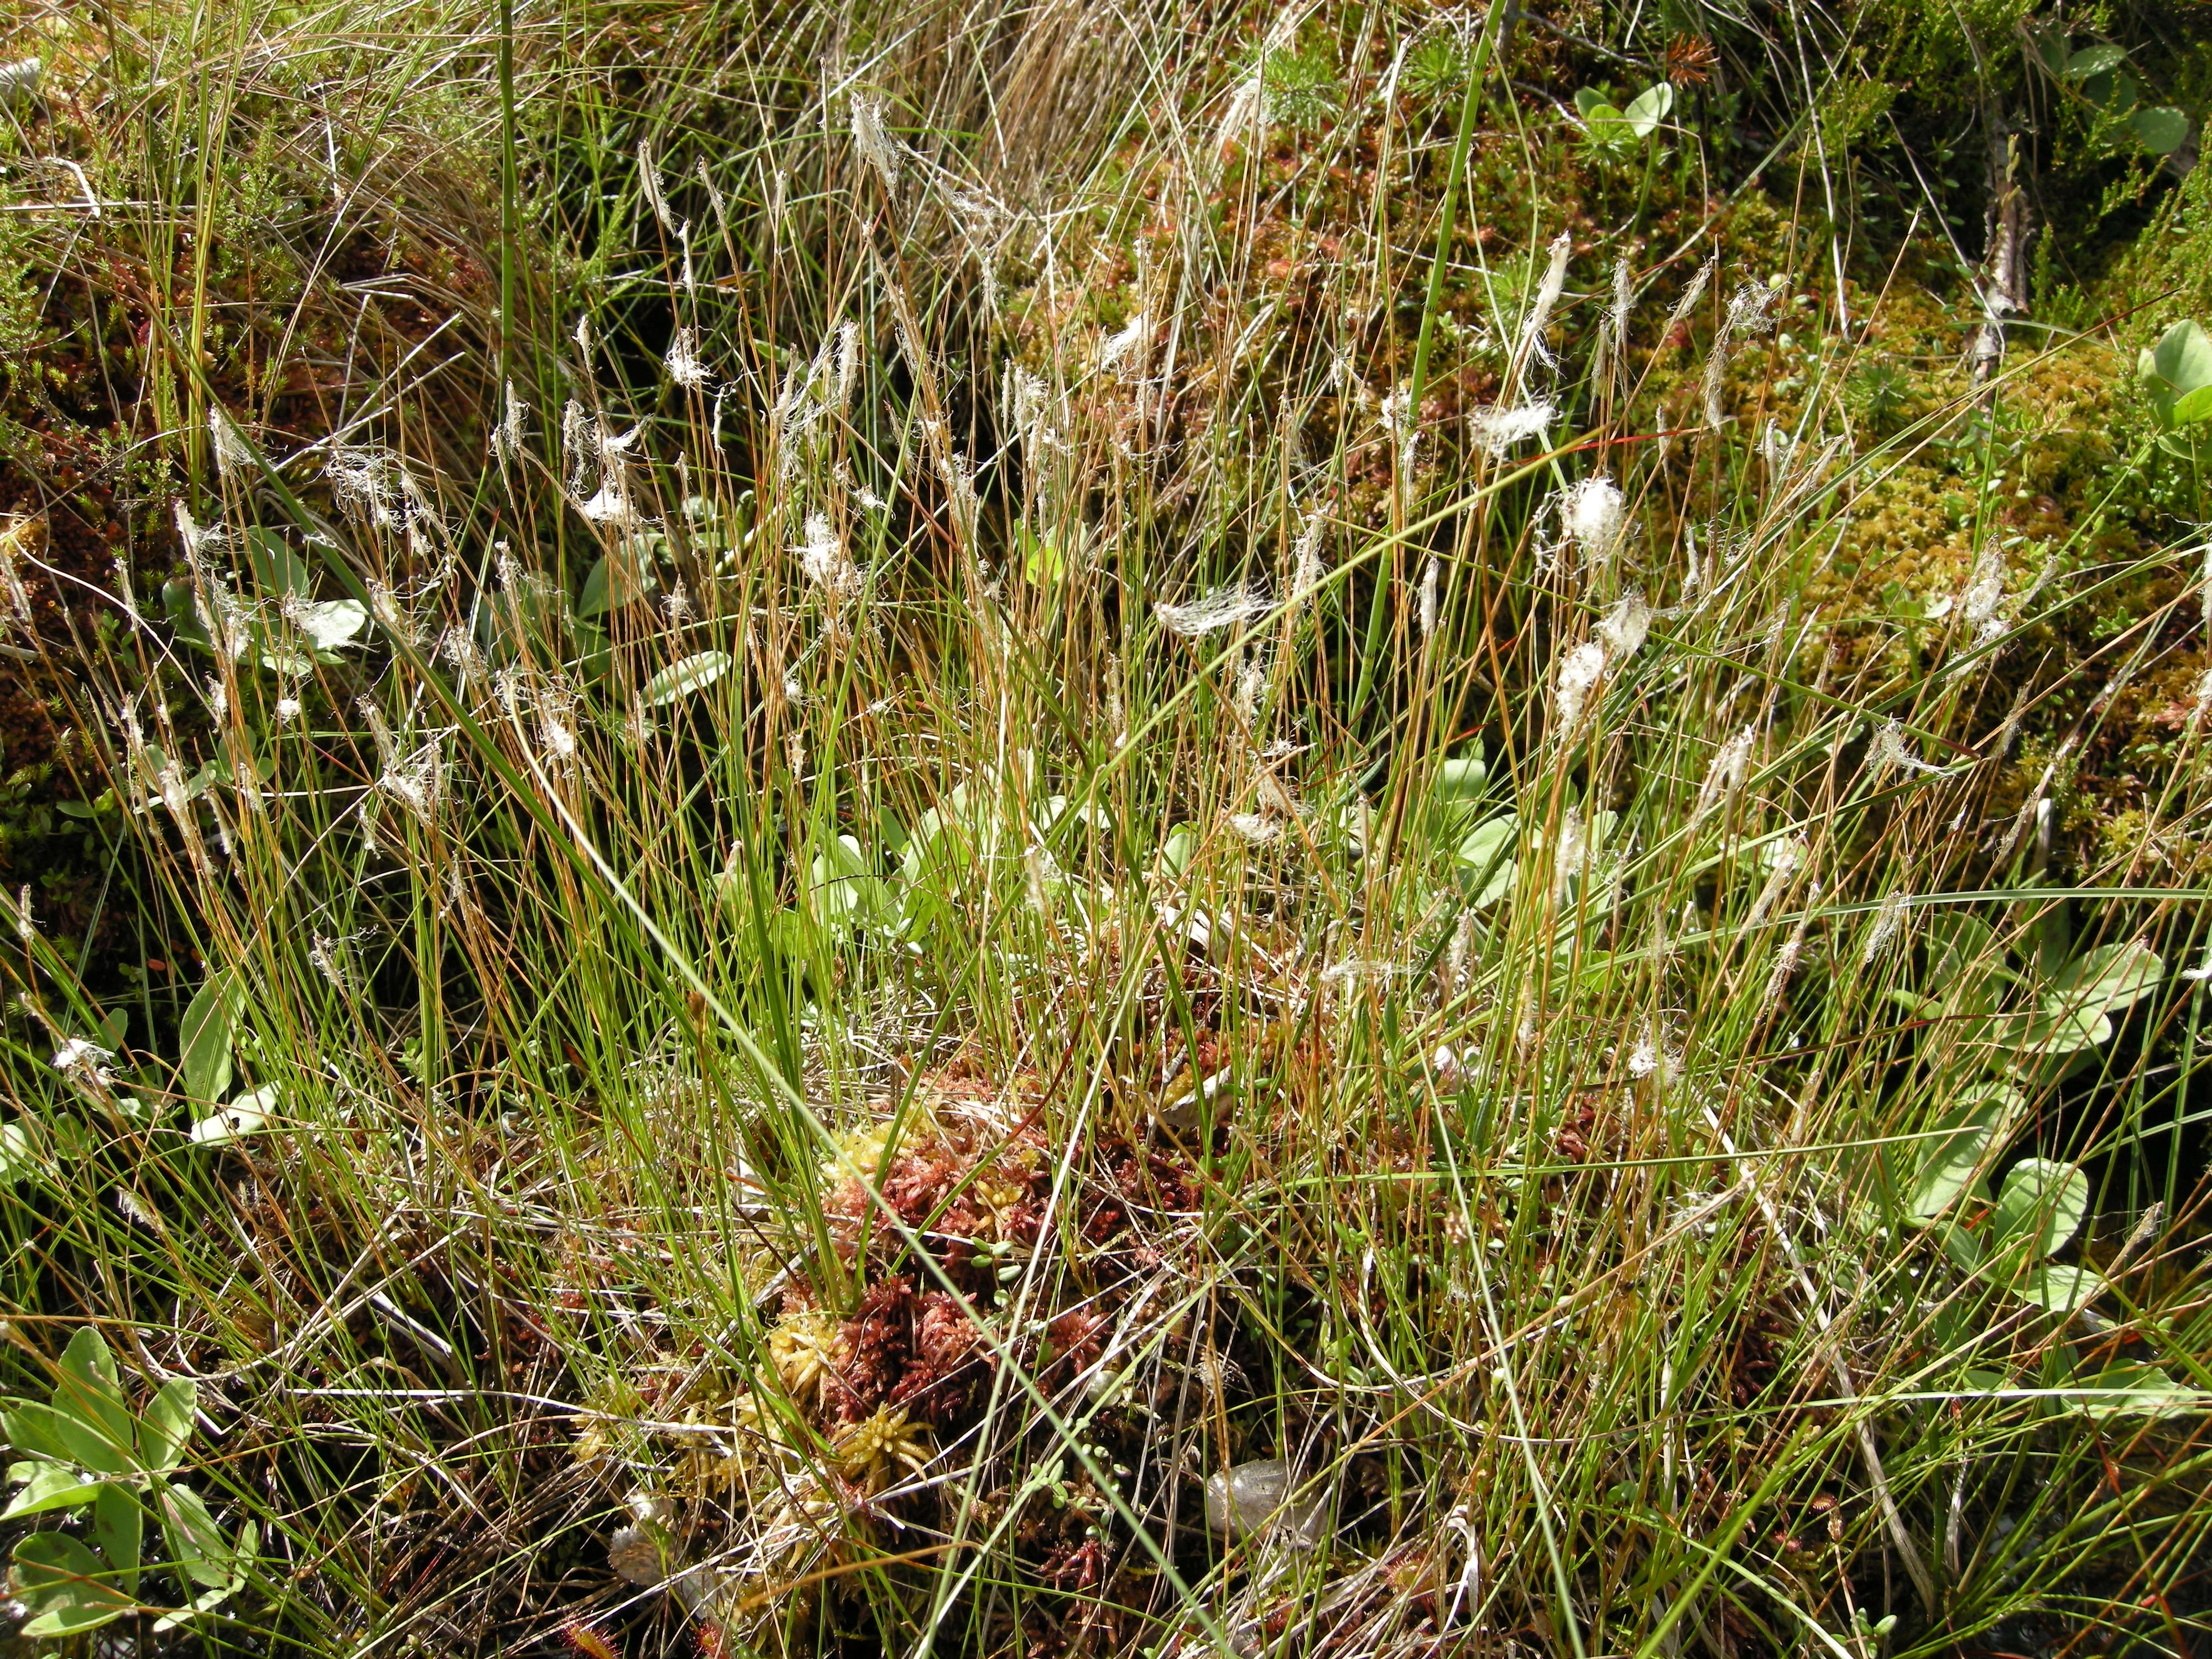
[[1, 0, 2210, 1655]]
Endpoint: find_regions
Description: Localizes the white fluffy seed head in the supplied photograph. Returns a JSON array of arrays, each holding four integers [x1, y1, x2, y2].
[[1555, 640, 1606, 730], [208, 406, 257, 481], [1693, 725, 1756, 821], [1597, 591, 1650, 661], [852, 95, 900, 196], [795, 513, 859, 598], [1861, 889, 1910, 964], [664, 326, 707, 389], [1468, 401, 1556, 456], [1155, 586, 1271, 638], [1562, 476, 1625, 566], [638, 139, 673, 231], [1517, 232, 1572, 374]]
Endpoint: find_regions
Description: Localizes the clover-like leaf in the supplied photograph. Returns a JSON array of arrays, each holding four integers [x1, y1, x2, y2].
[[2064, 43, 2126, 79]]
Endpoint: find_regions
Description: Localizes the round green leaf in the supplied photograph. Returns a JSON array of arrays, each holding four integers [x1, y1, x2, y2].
[[191, 1083, 279, 1147], [54, 1327, 134, 1473], [3, 1462, 103, 1520], [1906, 1088, 2013, 1220], [140, 1379, 198, 1475], [2129, 106, 2189, 155], [2173, 384, 2212, 427], [12, 1531, 135, 1636], [93, 1480, 142, 1594], [577, 551, 658, 618], [2141, 320, 2212, 420], [1160, 824, 1197, 879], [2070, 1361, 2206, 1420], [2050, 940, 2164, 1021], [1433, 752, 1489, 802], [160, 1481, 236, 1588], [241, 528, 312, 598], [1454, 816, 1520, 908], [809, 835, 889, 928], [0, 1121, 34, 1186], [2064, 43, 2125, 78], [1624, 82, 1674, 138], [295, 599, 368, 651], [180, 972, 242, 1106], [1992, 1157, 2089, 1259], [2017, 1262, 2104, 1313]]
